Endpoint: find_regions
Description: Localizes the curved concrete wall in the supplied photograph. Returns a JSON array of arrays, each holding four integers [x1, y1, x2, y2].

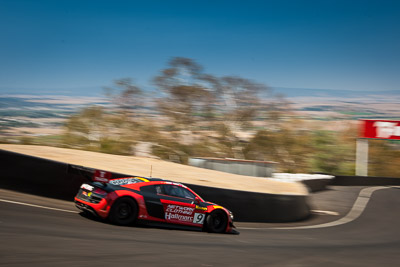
[[0, 150, 84, 200], [332, 175, 400, 186], [302, 179, 332, 192], [186, 183, 309, 222], [188, 157, 276, 177], [0, 149, 310, 222]]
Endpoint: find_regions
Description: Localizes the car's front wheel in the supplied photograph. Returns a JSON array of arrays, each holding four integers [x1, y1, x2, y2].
[[205, 210, 228, 233], [109, 197, 138, 226]]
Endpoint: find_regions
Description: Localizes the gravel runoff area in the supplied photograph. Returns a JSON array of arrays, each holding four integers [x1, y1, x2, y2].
[[0, 144, 308, 196]]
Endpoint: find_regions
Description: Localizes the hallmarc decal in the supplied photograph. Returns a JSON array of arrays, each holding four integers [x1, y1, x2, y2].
[[164, 204, 205, 224]]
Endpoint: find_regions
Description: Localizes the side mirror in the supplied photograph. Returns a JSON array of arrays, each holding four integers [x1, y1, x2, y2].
[[194, 197, 201, 205]]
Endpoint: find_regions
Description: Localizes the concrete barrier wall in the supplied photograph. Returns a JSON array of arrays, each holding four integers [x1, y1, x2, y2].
[[301, 179, 333, 192], [189, 157, 276, 177], [185, 183, 309, 222], [0, 150, 85, 200], [332, 175, 400, 186], [0, 149, 309, 222]]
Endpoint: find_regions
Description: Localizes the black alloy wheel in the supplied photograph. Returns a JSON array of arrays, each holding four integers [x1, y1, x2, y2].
[[109, 197, 138, 226], [206, 210, 228, 233]]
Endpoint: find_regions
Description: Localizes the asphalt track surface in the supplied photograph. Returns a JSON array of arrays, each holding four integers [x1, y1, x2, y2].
[[1, 186, 400, 266]]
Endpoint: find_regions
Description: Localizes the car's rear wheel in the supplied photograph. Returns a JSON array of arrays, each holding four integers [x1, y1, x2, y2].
[[109, 197, 138, 225], [206, 210, 228, 233]]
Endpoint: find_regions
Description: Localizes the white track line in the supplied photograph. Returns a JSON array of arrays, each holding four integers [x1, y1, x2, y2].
[[311, 210, 339, 216], [0, 199, 79, 213], [1, 186, 398, 228], [240, 186, 397, 230]]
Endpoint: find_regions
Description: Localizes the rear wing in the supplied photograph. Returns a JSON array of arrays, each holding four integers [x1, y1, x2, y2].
[[67, 164, 129, 182]]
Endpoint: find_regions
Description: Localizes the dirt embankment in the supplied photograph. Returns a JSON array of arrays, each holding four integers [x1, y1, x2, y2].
[[0, 144, 308, 196]]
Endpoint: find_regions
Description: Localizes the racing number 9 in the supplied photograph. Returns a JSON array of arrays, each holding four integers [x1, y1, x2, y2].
[[193, 213, 205, 224], [196, 214, 204, 223]]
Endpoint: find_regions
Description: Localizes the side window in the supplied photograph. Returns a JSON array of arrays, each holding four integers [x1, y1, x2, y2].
[[140, 185, 157, 194], [161, 185, 195, 200], [181, 188, 196, 200], [162, 185, 180, 197]]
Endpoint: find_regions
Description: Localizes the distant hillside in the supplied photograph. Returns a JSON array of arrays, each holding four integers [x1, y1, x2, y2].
[[0, 86, 104, 96], [2, 85, 399, 100], [271, 87, 400, 98], [0, 85, 157, 97]]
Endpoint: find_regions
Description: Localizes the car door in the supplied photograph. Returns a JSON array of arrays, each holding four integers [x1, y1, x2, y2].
[[140, 184, 165, 220], [158, 184, 206, 227]]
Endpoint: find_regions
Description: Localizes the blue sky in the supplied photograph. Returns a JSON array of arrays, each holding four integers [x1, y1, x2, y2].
[[0, 0, 399, 94]]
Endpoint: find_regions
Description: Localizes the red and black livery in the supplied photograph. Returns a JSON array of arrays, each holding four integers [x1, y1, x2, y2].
[[75, 176, 237, 233]]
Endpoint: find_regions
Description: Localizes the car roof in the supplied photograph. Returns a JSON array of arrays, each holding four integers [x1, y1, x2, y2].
[[108, 176, 186, 187]]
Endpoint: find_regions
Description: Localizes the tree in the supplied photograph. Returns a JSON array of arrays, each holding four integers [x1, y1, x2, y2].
[[154, 57, 278, 159], [368, 140, 400, 177], [206, 75, 270, 158], [63, 106, 134, 155], [104, 78, 143, 120], [310, 130, 343, 174], [244, 121, 313, 173], [61, 57, 295, 164], [213, 76, 266, 127], [153, 57, 215, 128]]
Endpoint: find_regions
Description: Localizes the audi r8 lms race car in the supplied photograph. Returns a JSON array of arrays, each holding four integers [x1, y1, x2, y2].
[[75, 176, 237, 233]]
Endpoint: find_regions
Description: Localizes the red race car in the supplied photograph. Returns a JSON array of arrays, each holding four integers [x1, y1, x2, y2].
[[75, 176, 237, 234]]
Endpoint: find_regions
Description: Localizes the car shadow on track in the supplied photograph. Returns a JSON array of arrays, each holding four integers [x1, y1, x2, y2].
[[77, 211, 239, 235]]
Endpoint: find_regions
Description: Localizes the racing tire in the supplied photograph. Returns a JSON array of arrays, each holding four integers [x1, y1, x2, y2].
[[108, 197, 138, 226], [205, 210, 228, 233]]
